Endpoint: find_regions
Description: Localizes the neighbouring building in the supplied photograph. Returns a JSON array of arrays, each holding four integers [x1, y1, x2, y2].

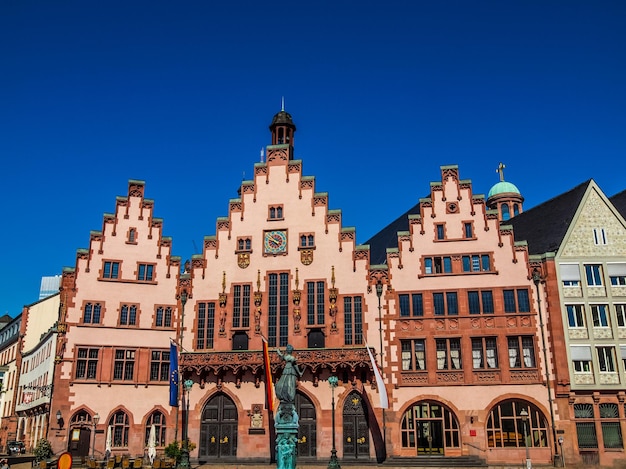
[[509, 180, 626, 467], [0, 315, 22, 452], [15, 292, 61, 450]]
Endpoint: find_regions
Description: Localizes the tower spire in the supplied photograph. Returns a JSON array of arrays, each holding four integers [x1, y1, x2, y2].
[[281, 96, 285, 111]]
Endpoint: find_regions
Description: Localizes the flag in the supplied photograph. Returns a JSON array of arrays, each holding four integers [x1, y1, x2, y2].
[[169, 342, 179, 407], [366, 343, 389, 409], [261, 336, 275, 412]]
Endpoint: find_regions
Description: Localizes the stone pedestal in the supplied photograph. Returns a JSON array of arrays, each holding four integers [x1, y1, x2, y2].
[[275, 403, 299, 469]]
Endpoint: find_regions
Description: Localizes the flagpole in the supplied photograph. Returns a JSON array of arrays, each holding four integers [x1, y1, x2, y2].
[[375, 281, 387, 458]]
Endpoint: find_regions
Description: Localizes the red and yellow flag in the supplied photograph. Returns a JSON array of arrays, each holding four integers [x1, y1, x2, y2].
[[261, 336, 275, 412]]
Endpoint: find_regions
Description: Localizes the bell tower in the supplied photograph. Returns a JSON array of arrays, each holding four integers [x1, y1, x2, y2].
[[268, 99, 296, 160]]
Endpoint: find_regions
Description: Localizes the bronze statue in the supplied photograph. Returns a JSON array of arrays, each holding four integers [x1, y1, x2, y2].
[[275, 344, 303, 404]]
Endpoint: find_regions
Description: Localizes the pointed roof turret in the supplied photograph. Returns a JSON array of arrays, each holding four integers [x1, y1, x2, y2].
[[269, 99, 296, 148]]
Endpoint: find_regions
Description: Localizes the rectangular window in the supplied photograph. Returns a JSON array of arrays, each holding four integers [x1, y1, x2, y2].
[[597, 346, 616, 372], [436, 224, 445, 240], [616, 304, 626, 327], [83, 302, 102, 324], [232, 284, 251, 328], [571, 346, 592, 373], [593, 228, 607, 245], [150, 350, 170, 381], [269, 205, 284, 219], [608, 263, 626, 286], [401, 339, 425, 371], [436, 338, 462, 370], [423, 256, 452, 274], [75, 348, 99, 379], [503, 289, 530, 313], [462, 254, 492, 273], [468, 291, 480, 314], [344, 296, 363, 345], [446, 292, 458, 315], [306, 281, 325, 325], [508, 336, 535, 368], [471, 337, 498, 369], [114, 349, 135, 381], [137, 264, 154, 281], [155, 306, 173, 328], [299, 233, 315, 247], [196, 302, 215, 349], [464, 222, 473, 238], [567, 304, 586, 328], [434, 293, 445, 316], [585, 264, 603, 286], [119, 304, 137, 326], [503, 290, 516, 313], [399, 293, 424, 317], [433, 292, 458, 316], [591, 304, 609, 328], [269, 273, 290, 347], [560, 263, 581, 286], [103, 261, 120, 279]]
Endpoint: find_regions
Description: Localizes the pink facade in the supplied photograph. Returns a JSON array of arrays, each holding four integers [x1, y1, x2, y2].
[[46, 110, 563, 466]]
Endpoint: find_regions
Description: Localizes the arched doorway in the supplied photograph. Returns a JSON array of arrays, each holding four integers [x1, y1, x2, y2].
[[295, 391, 316, 458], [342, 391, 370, 460], [67, 411, 95, 460], [199, 393, 237, 460], [400, 400, 460, 455], [486, 399, 548, 448]]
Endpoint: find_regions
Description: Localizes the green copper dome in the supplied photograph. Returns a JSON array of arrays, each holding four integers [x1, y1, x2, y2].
[[488, 181, 521, 198]]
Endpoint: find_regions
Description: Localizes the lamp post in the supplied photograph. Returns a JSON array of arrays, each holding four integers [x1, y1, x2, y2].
[[520, 408, 531, 469], [91, 413, 100, 459], [178, 379, 193, 469], [532, 269, 560, 466], [375, 280, 387, 451], [327, 375, 340, 469]]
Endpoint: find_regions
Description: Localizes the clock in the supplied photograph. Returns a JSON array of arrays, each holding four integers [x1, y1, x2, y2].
[[264, 230, 287, 254]]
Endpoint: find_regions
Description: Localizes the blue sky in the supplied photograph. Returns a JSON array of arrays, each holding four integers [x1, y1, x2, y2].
[[1, 1, 625, 317]]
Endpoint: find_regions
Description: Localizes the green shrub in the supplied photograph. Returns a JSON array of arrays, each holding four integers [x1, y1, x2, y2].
[[34, 439, 54, 462], [163, 440, 196, 463]]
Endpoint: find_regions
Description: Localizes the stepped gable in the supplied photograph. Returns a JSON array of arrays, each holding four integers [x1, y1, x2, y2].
[[508, 180, 590, 255]]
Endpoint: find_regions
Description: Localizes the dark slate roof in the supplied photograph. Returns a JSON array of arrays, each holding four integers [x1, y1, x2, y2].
[[507, 180, 590, 255], [610, 189, 626, 219], [364, 202, 421, 265]]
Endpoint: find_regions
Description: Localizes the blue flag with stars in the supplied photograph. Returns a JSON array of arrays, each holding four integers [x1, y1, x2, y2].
[[169, 342, 179, 407]]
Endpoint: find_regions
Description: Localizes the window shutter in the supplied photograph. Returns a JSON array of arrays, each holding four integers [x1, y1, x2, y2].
[[560, 264, 581, 281], [571, 346, 592, 360]]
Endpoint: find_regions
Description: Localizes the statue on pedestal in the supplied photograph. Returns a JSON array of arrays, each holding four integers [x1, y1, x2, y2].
[[274, 344, 302, 469]]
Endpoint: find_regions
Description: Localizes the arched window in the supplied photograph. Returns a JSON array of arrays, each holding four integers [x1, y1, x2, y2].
[[238, 239, 244, 250], [145, 411, 166, 447], [501, 204, 510, 221], [513, 204, 520, 217], [400, 401, 460, 454], [487, 399, 548, 448], [128, 229, 136, 243], [109, 411, 130, 447]]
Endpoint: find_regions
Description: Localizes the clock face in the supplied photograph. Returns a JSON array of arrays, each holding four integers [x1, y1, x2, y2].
[[264, 230, 287, 254]]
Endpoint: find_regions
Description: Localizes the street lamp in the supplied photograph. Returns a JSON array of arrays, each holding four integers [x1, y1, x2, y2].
[[175, 289, 188, 442], [532, 269, 560, 466], [327, 376, 340, 469], [178, 379, 193, 469], [520, 408, 531, 469], [91, 413, 100, 459], [375, 280, 387, 451]]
